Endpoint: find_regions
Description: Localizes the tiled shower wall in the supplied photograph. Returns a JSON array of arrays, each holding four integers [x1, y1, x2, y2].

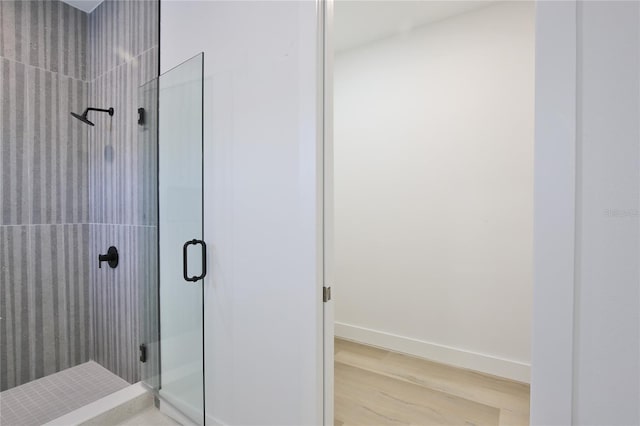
[[0, 0, 91, 391], [87, 0, 159, 383], [0, 0, 158, 390]]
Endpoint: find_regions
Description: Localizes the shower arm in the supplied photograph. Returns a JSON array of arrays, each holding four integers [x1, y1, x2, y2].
[[85, 107, 114, 116]]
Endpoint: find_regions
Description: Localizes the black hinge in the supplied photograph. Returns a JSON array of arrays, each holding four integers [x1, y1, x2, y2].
[[138, 107, 145, 126], [139, 343, 147, 363], [323, 286, 331, 303]]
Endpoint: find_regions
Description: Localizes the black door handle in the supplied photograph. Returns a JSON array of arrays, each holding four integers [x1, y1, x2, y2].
[[183, 239, 207, 282]]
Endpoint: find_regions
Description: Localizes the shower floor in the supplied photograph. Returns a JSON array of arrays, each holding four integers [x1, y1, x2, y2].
[[0, 361, 129, 426]]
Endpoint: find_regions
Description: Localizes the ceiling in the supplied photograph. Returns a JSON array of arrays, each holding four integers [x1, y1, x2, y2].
[[61, 0, 493, 47], [61, 0, 104, 13], [334, 0, 496, 52]]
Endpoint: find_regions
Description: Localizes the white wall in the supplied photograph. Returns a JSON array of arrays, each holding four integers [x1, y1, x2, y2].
[[160, 2, 324, 425], [530, 2, 576, 423], [334, 1, 534, 382], [573, 1, 639, 424], [531, 1, 640, 424]]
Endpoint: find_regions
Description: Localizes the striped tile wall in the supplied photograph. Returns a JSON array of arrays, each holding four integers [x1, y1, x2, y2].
[[88, 0, 158, 81], [29, 68, 89, 224], [1, 59, 89, 227], [1, 0, 159, 391], [0, 0, 87, 81], [87, 0, 159, 384], [88, 46, 158, 226], [0, 224, 91, 391], [89, 224, 157, 384], [1, 1, 90, 391], [0, 226, 30, 390], [1, 58, 30, 225]]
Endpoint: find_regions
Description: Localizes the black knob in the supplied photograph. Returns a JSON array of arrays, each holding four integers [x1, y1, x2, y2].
[[98, 246, 119, 269]]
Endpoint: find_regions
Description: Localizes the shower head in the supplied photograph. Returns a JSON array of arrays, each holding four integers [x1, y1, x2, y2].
[[70, 111, 95, 126], [70, 107, 114, 126]]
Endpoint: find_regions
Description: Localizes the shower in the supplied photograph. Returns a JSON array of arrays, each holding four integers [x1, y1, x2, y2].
[[70, 107, 115, 126], [0, 0, 163, 424]]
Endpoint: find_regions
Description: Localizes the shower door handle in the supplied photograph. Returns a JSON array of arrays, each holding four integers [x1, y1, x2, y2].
[[183, 239, 207, 282]]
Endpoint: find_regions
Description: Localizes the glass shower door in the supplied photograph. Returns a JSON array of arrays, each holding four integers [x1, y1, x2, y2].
[[139, 53, 205, 424], [159, 52, 205, 424]]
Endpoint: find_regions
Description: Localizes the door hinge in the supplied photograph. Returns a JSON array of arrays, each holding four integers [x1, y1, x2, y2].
[[139, 343, 147, 363], [323, 286, 332, 303]]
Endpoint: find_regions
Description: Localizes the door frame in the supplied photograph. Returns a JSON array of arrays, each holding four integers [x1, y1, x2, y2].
[[321, 0, 334, 424], [320, 1, 580, 424], [531, 1, 577, 424]]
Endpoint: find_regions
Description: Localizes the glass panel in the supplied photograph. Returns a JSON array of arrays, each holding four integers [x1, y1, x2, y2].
[[138, 77, 160, 391], [157, 53, 204, 424]]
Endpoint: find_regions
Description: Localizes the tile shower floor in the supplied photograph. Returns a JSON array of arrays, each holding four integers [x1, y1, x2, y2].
[[0, 361, 129, 426]]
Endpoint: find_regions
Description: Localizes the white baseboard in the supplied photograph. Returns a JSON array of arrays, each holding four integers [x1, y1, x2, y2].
[[158, 392, 227, 426], [335, 322, 531, 383]]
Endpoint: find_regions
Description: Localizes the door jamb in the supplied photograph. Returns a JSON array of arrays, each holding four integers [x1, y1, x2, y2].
[[531, 1, 578, 424], [321, 0, 335, 424]]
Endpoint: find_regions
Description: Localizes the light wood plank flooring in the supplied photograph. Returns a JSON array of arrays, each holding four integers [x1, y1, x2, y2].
[[335, 338, 530, 426]]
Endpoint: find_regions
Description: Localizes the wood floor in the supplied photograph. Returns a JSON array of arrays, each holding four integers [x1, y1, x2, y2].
[[334, 339, 530, 426]]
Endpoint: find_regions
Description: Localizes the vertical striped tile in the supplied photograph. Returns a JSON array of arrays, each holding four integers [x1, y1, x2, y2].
[[1, 1, 92, 391], [29, 67, 89, 225], [1, 58, 30, 225], [0, 1, 43, 69], [88, 0, 159, 81], [88, 47, 158, 226], [45, 1, 88, 81], [28, 1, 48, 71], [1, 0, 160, 392], [90, 224, 155, 383], [137, 68, 158, 227], [35, 224, 90, 381], [0, 1, 87, 80], [0, 224, 90, 391], [138, 225, 159, 388], [31, 224, 91, 381], [0, 2, 9, 62], [0, 225, 30, 391], [87, 0, 159, 384], [88, 67, 116, 224]]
